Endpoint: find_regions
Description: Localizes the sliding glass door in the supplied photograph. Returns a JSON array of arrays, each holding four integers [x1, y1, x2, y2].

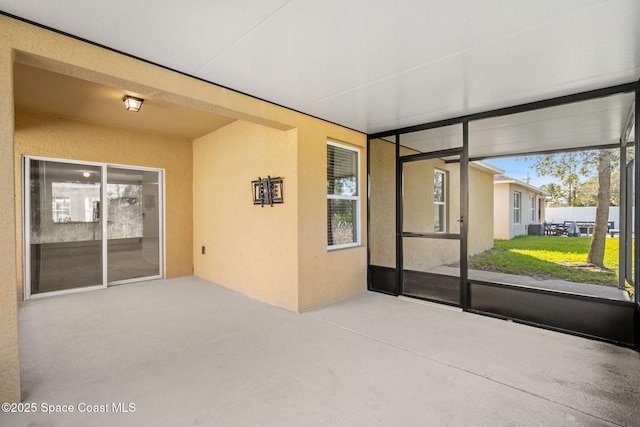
[[27, 159, 103, 296], [25, 157, 163, 299], [107, 167, 161, 283]]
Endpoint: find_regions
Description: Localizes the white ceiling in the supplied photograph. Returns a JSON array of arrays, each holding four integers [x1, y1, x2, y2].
[[1, 0, 639, 135]]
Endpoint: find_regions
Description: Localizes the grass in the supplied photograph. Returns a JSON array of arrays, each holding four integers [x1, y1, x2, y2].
[[469, 235, 620, 287]]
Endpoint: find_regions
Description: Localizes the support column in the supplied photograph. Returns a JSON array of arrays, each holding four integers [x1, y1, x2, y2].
[[0, 48, 20, 402], [461, 121, 469, 310]]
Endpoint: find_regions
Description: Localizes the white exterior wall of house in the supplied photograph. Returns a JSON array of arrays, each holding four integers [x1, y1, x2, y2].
[[494, 179, 547, 240]]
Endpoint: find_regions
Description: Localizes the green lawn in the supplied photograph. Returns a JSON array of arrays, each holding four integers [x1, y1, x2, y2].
[[469, 235, 619, 287]]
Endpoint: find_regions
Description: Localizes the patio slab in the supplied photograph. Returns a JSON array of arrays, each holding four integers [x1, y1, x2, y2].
[[3, 276, 639, 426]]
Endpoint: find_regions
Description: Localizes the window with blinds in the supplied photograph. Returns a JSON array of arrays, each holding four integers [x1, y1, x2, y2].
[[327, 142, 360, 249]]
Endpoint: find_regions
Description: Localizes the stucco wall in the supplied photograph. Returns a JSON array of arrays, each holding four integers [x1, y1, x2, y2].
[[193, 121, 367, 313], [369, 139, 396, 268], [296, 127, 367, 311], [193, 118, 366, 313], [494, 183, 544, 240], [193, 121, 298, 310], [493, 185, 511, 240], [13, 110, 194, 301], [468, 165, 495, 256]]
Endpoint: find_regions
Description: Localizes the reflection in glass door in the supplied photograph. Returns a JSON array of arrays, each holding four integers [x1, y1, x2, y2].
[[25, 158, 163, 299], [107, 167, 161, 283], [26, 159, 104, 296]]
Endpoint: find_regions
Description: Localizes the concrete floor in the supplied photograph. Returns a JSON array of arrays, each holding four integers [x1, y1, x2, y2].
[[3, 277, 639, 426]]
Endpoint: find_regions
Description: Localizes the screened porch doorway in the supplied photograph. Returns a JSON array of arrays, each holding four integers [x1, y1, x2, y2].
[[400, 147, 467, 306]]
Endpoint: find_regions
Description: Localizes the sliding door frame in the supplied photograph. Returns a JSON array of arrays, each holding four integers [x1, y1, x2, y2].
[[22, 156, 165, 300], [105, 164, 165, 286]]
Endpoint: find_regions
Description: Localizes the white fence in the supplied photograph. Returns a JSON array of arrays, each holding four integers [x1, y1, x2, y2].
[[546, 207, 635, 230]]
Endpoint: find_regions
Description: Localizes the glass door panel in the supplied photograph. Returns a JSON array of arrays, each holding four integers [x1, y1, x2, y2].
[[28, 159, 103, 295], [107, 167, 161, 283]]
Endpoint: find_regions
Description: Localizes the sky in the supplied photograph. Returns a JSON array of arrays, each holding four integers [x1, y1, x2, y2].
[[483, 157, 551, 188]]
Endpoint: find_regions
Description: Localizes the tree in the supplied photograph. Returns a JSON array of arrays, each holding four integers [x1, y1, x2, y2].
[[107, 183, 143, 239], [575, 171, 620, 207], [529, 149, 618, 267], [540, 183, 564, 206], [528, 151, 594, 206], [587, 150, 612, 267]]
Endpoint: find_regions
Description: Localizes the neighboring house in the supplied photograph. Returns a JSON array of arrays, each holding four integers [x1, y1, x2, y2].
[[493, 175, 549, 240]]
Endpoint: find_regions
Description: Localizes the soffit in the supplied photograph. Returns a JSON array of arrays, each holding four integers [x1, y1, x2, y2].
[[1, 0, 639, 139], [13, 63, 236, 140]]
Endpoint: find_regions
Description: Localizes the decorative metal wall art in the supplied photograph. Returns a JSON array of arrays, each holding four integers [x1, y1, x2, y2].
[[252, 176, 283, 207]]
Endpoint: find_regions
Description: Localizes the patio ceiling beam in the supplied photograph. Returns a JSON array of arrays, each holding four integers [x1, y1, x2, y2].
[[439, 141, 624, 164]]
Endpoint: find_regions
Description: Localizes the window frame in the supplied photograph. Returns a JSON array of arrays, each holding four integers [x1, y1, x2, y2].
[[52, 195, 71, 223], [513, 191, 521, 224], [530, 194, 536, 222], [433, 169, 447, 233], [327, 141, 361, 250]]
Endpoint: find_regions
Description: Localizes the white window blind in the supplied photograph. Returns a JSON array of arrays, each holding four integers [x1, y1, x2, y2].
[[327, 142, 360, 249]]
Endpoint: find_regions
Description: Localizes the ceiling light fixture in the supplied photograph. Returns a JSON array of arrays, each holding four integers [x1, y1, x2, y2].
[[82, 171, 91, 178], [123, 95, 144, 112]]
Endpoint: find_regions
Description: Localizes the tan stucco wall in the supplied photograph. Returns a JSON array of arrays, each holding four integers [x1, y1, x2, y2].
[[369, 139, 396, 268], [0, 45, 20, 403], [193, 121, 298, 310], [296, 128, 367, 311], [13, 110, 194, 301], [468, 165, 495, 256], [370, 141, 436, 269], [193, 117, 366, 313]]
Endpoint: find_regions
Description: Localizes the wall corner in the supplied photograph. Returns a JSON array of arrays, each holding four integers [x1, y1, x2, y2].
[[0, 47, 22, 403]]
